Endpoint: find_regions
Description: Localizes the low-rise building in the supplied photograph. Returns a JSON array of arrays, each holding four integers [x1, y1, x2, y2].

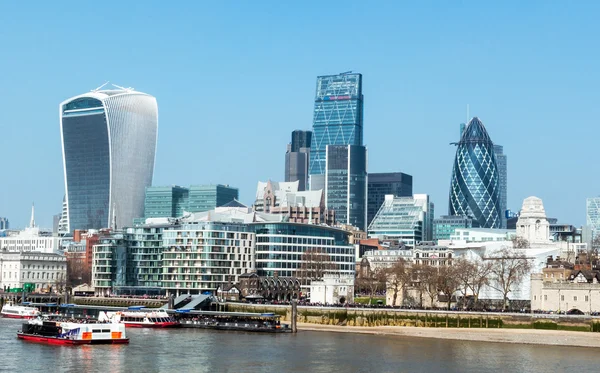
[[0, 251, 67, 292], [531, 272, 600, 313], [413, 241, 453, 267], [449, 228, 516, 243], [362, 249, 413, 272], [309, 274, 354, 305], [433, 215, 478, 242]]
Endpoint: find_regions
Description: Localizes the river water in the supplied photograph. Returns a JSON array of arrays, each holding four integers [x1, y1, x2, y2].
[[1, 318, 597, 372]]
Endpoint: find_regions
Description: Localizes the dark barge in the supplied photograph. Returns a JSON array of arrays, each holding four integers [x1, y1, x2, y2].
[[173, 310, 291, 333]]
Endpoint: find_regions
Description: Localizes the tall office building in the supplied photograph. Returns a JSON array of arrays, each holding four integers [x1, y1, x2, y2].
[[60, 84, 158, 231], [494, 145, 508, 228], [309, 72, 363, 191], [0, 217, 8, 230], [187, 185, 238, 213], [144, 186, 189, 219], [285, 130, 312, 190], [367, 172, 413, 227], [585, 198, 600, 246], [449, 117, 501, 228], [433, 215, 478, 242], [325, 145, 367, 230]]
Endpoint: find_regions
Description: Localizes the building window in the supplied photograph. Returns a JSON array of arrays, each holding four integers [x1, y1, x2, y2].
[[574, 296, 578, 301], [561, 295, 564, 301], [585, 295, 589, 302]]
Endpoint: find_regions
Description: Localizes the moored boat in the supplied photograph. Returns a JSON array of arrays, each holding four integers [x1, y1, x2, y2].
[[1, 302, 41, 319], [107, 309, 179, 328], [17, 314, 129, 345], [176, 311, 291, 333]]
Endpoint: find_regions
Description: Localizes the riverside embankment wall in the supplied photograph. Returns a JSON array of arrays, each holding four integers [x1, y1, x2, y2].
[[226, 303, 600, 332]]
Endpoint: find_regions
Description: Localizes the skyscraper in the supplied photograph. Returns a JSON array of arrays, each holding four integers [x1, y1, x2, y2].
[[187, 185, 239, 212], [60, 84, 158, 231], [449, 117, 502, 228], [285, 130, 312, 190], [325, 145, 367, 230], [585, 197, 600, 246], [144, 186, 189, 219], [494, 145, 508, 228], [309, 72, 363, 191], [367, 172, 413, 227]]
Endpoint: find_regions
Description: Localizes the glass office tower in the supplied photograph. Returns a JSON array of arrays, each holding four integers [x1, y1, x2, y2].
[[325, 145, 367, 230], [60, 86, 158, 231], [449, 117, 501, 228], [285, 130, 312, 191], [494, 145, 508, 228], [367, 172, 413, 227], [309, 73, 363, 191]]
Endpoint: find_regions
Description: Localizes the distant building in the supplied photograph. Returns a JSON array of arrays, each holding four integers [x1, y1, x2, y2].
[[585, 197, 600, 246], [253, 180, 335, 225], [60, 85, 158, 231], [0, 217, 8, 230], [412, 241, 453, 267], [0, 207, 62, 254], [449, 228, 516, 243], [309, 274, 354, 305], [309, 72, 363, 191], [433, 215, 478, 242], [0, 251, 67, 292], [516, 196, 550, 244], [285, 130, 312, 191], [531, 271, 600, 313], [494, 145, 508, 228], [325, 144, 368, 230], [140, 184, 238, 221], [367, 172, 413, 228], [368, 194, 434, 246], [362, 249, 413, 272]]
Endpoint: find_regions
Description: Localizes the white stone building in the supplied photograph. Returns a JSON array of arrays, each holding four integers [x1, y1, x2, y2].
[[0, 251, 67, 291], [531, 272, 600, 313], [449, 228, 516, 243], [309, 274, 354, 305], [0, 207, 63, 254], [516, 196, 551, 245], [363, 249, 413, 271]]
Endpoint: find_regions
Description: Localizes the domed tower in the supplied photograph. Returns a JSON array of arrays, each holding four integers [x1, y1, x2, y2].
[[448, 117, 501, 228]]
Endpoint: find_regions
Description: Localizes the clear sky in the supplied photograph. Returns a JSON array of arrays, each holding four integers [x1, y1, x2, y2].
[[0, 1, 599, 229]]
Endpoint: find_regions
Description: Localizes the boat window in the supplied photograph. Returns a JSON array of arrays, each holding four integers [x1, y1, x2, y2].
[[92, 329, 101, 333], [102, 329, 110, 333]]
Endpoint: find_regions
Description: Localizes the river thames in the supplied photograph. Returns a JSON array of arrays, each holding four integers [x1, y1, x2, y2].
[[1, 318, 597, 372]]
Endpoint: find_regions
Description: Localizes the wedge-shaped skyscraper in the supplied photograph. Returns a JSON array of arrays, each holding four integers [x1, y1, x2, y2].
[[449, 117, 501, 228], [60, 85, 158, 231]]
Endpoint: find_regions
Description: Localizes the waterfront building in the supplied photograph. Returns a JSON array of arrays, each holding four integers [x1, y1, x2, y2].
[[368, 194, 434, 246], [285, 130, 312, 191], [187, 185, 238, 213], [531, 272, 600, 313], [0, 251, 67, 292], [433, 215, 478, 242], [252, 222, 355, 291], [309, 274, 354, 304], [367, 172, 413, 228], [325, 145, 368, 230], [64, 229, 111, 286], [494, 145, 508, 228], [60, 84, 158, 231], [144, 186, 189, 219], [0, 217, 9, 230], [92, 232, 127, 295], [449, 117, 502, 228], [309, 72, 363, 191], [254, 180, 335, 225]]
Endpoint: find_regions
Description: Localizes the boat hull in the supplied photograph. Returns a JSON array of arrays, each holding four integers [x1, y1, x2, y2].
[[17, 333, 129, 345], [179, 322, 291, 333], [2, 313, 37, 319], [123, 321, 179, 328]]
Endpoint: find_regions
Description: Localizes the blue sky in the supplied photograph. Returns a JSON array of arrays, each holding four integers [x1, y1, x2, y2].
[[0, 1, 598, 229]]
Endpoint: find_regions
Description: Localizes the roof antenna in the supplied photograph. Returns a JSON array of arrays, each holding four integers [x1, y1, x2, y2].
[[92, 81, 110, 92], [111, 83, 134, 91]]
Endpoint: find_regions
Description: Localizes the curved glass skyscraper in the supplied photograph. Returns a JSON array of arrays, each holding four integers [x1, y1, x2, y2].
[[60, 86, 158, 231], [449, 117, 501, 228]]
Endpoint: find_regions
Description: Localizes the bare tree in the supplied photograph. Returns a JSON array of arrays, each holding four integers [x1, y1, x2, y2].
[[437, 265, 462, 310], [488, 248, 532, 310], [453, 257, 493, 309], [385, 259, 410, 306], [299, 248, 337, 287], [512, 236, 530, 249], [357, 267, 387, 304], [411, 264, 439, 308]]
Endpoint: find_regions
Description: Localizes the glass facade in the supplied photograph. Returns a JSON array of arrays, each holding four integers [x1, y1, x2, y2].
[[285, 130, 312, 191], [290, 130, 312, 153], [494, 145, 508, 229], [368, 194, 432, 246], [144, 186, 189, 219], [61, 90, 158, 231], [252, 223, 355, 287], [449, 117, 502, 229], [367, 172, 413, 227], [433, 215, 478, 242], [586, 198, 600, 244], [187, 185, 238, 213], [325, 145, 367, 230], [309, 73, 363, 187]]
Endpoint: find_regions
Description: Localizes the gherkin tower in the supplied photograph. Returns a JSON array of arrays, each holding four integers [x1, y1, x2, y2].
[[449, 117, 501, 228]]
